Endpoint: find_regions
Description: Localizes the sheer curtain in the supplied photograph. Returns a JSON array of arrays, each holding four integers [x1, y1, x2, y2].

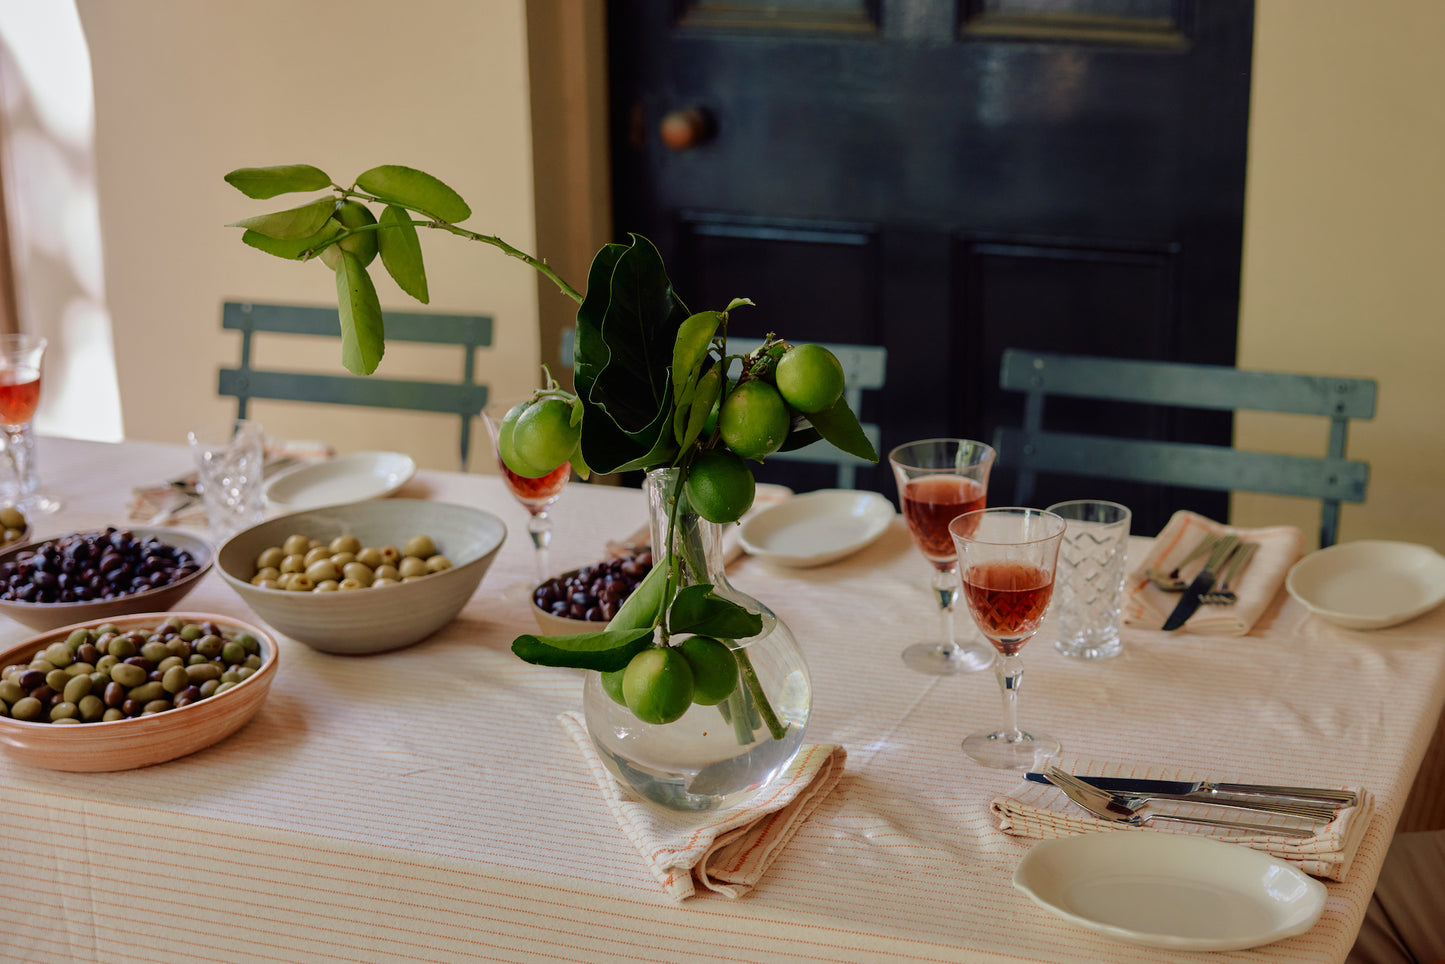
[[0, 0, 121, 441]]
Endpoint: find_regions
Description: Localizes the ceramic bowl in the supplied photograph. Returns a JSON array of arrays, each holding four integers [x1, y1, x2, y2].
[[1286, 540, 1445, 630], [0, 611, 278, 772], [529, 550, 654, 635], [217, 499, 506, 654], [0, 527, 213, 633]]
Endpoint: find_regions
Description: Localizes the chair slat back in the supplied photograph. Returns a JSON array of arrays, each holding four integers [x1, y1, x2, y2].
[[995, 349, 1377, 547], [218, 301, 493, 471]]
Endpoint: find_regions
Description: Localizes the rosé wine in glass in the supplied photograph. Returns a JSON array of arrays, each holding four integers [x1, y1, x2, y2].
[[0, 335, 58, 515], [0, 373, 41, 426], [888, 439, 996, 676], [951, 507, 1066, 769], [482, 400, 571, 585]]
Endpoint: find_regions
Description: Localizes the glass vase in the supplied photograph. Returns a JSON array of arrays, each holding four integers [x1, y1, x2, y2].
[[582, 467, 812, 811]]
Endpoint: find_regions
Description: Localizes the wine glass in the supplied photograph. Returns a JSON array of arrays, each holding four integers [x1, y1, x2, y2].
[[888, 439, 997, 675], [950, 507, 1067, 769], [0, 334, 60, 515], [482, 399, 570, 585]]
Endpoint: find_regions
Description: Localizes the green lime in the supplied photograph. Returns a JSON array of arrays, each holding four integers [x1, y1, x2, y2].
[[622, 647, 695, 725], [718, 380, 789, 462], [512, 397, 580, 475], [496, 401, 548, 478], [679, 636, 738, 705], [684, 449, 755, 524], [319, 200, 379, 270], [775, 343, 845, 414]]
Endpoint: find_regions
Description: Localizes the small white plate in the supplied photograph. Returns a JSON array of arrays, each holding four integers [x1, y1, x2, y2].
[[738, 489, 893, 568], [1014, 832, 1326, 952], [1286, 540, 1445, 630], [264, 451, 417, 511]]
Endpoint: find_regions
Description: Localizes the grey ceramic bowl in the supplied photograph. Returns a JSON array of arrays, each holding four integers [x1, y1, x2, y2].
[[217, 499, 506, 654], [0, 527, 213, 633]]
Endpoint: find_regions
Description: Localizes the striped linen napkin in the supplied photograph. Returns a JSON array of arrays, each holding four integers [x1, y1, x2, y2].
[[560, 711, 845, 901], [990, 760, 1372, 881], [1123, 510, 1305, 635]]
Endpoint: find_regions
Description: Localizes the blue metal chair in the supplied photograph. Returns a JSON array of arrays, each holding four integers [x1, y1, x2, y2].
[[218, 301, 493, 471], [993, 349, 1376, 547]]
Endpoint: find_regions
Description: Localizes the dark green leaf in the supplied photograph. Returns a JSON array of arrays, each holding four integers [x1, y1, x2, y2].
[[679, 367, 721, 453], [574, 236, 691, 474], [669, 585, 764, 640], [355, 165, 471, 223], [334, 252, 385, 375], [377, 204, 429, 303], [228, 197, 337, 240], [224, 164, 331, 199], [804, 394, 878, 463], [240, 220, 343, 260], [510, 627, 653, 671], [779, 425, 822, 452]]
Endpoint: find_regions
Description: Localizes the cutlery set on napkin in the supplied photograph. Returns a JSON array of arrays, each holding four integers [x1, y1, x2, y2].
[[1124, 510, 1305, 635], [991, 761, 1372, 881]]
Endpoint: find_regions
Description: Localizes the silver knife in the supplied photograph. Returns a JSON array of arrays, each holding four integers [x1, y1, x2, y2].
[[1024, 771, 1357, 807], [1161, 534, 1239, 630]]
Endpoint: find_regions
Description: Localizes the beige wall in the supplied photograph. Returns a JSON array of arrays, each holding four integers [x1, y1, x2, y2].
[[1234, 0, 1445, 551], [76, 0, 543, 471]]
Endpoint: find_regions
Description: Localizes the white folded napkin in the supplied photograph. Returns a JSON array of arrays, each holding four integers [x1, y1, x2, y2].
[[990, 759, 1372, 881], [1123, 510, 1304, 635], [559, 711, 845, 901]]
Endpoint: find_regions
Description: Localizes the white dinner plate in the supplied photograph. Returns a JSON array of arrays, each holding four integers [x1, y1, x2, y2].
[[1286, 540, 1445, 630], [264, 451, 417, 511], [1014, 832, 1326, 952], [738, 489, 893, 567]]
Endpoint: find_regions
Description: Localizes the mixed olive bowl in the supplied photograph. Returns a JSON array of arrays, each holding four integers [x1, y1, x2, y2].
[[0, 611, 278, 772], [0, 526, 213, 633], [217, 499, 507, 655]]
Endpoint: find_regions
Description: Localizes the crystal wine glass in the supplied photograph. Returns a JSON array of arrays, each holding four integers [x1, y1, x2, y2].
[[950, 507, 1067, 769], [0, 334, 60, 514], [482, 400, 570, 585], [888, 438, 996, 675]]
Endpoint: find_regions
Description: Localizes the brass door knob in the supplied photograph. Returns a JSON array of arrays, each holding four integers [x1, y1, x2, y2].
[[659, 107, 712, 150]]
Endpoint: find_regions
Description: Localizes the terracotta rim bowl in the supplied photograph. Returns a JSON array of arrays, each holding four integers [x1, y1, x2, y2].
[[216, 499, 507, 655], [0, 611, 278, 772], [0, 527, 214, 633]]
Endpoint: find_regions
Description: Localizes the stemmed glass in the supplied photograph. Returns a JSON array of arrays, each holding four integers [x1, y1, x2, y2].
[[888, 439, 996, 675], [950, 507, 1066, 769], [0, 334, 60, 515], [482, 400, 570, 584]]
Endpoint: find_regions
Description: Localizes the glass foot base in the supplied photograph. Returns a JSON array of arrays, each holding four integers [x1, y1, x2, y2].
[[901, 639, 995, 675], [12, 492, 61, 516], [962, 728, 1061, 769], [1055, 637, 1122, 660]]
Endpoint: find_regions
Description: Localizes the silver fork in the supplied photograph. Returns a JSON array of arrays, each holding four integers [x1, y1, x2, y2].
[[1202, 541, 1257, 604], [1144, 534, 1219, 591], [1043, 766, 1318, 838]]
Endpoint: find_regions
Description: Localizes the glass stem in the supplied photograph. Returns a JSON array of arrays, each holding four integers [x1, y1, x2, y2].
[[932, 566, 960, 656], [996, 653, 1024, 743], [528, 513, 552, 584]]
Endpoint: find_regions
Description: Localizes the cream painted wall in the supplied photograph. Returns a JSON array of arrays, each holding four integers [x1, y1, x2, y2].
[[1234, 1, 1445, 551], [76, 0, 542, 471]]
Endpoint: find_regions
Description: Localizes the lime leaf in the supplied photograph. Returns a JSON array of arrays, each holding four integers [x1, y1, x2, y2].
[[679, 367, 721, 453], [377, 204, 429, 303], [224, 164, 331, 199], [607, 560, 668, 633], [241, 220, 343, 260], [228, 197, 337, 240], [671, 311, 721, 404], [511, 627, 653, 672], [803, 394, 878, 463], [668, 584, 763, 640], [355, 165, 471, 223], [334, 252, 385, 375]]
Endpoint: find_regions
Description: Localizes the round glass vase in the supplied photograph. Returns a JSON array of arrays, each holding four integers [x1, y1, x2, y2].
[[582, 467, 812, 812]]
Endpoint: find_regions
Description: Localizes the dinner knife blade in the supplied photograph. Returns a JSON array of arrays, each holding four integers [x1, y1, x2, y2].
[[1024, 772, 1357, 807], [1161, 535, 1239, 631]]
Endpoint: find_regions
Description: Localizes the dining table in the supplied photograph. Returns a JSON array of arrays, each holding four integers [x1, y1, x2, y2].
[[2, 435, 1443, 964]]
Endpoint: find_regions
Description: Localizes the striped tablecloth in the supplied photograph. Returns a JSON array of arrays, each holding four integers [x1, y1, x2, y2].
[[2, 437, 1442, 964]]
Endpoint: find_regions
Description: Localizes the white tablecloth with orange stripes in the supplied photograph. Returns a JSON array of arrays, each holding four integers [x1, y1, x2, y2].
[[2, 437, 1441, 964]]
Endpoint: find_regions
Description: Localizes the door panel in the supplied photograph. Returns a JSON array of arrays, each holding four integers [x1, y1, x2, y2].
[[607, 0, 1253, 533]]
